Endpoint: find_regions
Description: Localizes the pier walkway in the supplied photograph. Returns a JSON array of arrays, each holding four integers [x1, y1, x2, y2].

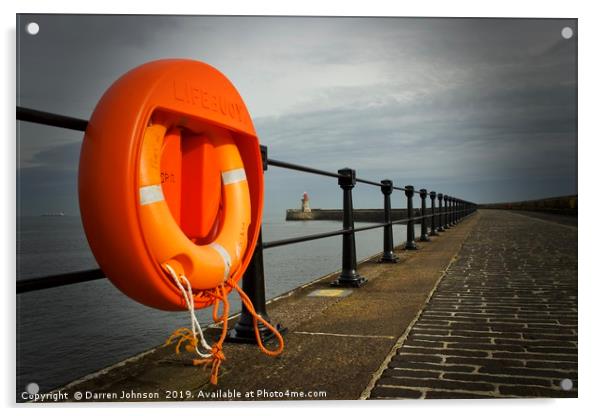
[[368, 210, 578, 399], [54, 210, 577, 401]]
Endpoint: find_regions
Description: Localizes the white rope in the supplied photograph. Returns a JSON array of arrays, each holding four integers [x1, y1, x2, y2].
[[164, 263, 212, 358]]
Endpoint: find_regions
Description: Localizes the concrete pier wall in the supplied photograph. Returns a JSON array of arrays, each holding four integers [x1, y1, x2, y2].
[[478, 194, 577, 215], [285, 208, 422, 222]]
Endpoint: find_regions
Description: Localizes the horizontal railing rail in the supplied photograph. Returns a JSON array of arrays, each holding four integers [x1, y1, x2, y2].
[[16, 106, 405, 190], [16, 106, 477, 343], [17, 269, 105, 294], [17, 106, 89, 131], [16, 208, 470, 294], [15, 208, 473, 294]]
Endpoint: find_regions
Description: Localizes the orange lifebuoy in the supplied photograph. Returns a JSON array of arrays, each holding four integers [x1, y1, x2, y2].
[[78, 59, 264, 311]]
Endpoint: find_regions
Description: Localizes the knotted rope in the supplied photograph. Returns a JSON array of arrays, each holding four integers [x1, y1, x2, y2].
[[163, 264, 284, 385]]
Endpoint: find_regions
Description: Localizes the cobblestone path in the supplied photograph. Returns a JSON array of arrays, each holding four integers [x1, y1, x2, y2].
[[369, 210, 578, 399]]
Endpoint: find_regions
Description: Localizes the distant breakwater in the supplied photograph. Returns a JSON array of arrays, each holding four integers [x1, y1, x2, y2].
[[478, 194, 577, 216], [285, 208, 421, 222]]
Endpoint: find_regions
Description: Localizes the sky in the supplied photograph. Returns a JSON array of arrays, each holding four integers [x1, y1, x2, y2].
[[16, 15, 577, 217]]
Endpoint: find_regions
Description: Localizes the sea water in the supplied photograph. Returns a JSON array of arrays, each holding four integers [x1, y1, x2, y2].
[[16, 215, 415, 393]]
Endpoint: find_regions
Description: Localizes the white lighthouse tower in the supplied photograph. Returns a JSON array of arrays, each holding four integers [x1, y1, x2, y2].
[[301, 192, 311, 213]]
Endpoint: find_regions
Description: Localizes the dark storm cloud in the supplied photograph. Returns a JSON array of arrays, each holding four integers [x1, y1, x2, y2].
[[28, 141, 81, 169], [256, 79, 576, 177], [17, 15, 180, 117], [16, 16, 577, 215]]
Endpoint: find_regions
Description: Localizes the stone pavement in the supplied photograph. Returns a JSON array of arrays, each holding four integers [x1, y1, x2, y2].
[[368, 210, 578, 399], [51, 211, 479, 402]]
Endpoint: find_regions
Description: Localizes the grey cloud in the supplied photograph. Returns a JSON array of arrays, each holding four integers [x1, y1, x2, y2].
[[29, 141, 82, 170], [17, 16, 577, 215]]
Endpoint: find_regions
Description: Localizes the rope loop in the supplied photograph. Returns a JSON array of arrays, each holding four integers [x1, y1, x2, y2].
[[227, 279, 285, 357], [163, 264, 284, 385]]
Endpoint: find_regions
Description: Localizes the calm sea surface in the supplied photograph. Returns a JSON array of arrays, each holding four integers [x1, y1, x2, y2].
[[16, 215, 415, 393]]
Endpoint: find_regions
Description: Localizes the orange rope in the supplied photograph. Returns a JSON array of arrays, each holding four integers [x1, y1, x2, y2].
[[192, 284, 230, 385], [164, 327, 197, 354], [229, 279, 284, 357], [165, 279, 284, 385]]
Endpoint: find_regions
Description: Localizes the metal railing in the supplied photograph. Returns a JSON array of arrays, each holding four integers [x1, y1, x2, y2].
[[16, 106, 477, 343]]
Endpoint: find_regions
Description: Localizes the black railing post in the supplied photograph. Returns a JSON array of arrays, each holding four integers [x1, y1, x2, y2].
[[456, 199, 460, 223], [457, 199, 461, 223], [443, 195, 450, 229], [227, 145, 286, 343], [451, 197, 457, 225], [456, 199, 461, 222], [404, 185, 418, 250], [429, 191, 438, 237], [437, 193, 445, 232], [331, 168, 367, 287], [419, 189, 430, 242], [456, 199, 462, 224], [379, 179, 399, 263]]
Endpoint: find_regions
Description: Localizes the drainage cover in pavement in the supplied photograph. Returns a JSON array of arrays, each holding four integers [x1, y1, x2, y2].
[[307, 289, 353, 297]]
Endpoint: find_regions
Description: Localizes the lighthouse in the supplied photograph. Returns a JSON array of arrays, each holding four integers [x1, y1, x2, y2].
[[301, 192, 311, 213]]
